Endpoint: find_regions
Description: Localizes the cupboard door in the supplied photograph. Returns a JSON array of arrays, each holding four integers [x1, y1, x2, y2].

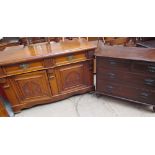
[[55, 62, 90, 92], [11, 71, 52, 104]]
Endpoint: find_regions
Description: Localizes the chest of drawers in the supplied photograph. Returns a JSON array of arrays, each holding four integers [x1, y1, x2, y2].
[[0, 39, 96, 114], [95, 44, 155, 111]]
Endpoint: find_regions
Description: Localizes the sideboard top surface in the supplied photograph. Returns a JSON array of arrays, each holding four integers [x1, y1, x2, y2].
[[0, 39, 97, 66], [95, 43, 155, 62]]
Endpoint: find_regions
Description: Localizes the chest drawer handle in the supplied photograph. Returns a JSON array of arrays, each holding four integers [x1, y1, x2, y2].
[[140, 92, 149, 99], [108, 60, 117, 65], [107, 73, 116, 79], [19, 64, 29, 69], [67, 55, 74, 61], [144, 79, 155, 85], [105, 85, 114, 92], [148, 66, 155, 73]]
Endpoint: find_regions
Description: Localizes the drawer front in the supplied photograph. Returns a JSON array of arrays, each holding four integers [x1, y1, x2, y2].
[[97, 68, 123, 81], [55, 52, 86, 65], [97, 68, 155, 91], [97, 57, 131, 72], [132, 61, 155, 75], [4, 60, 44, 75], [96, 81, 155, 105]]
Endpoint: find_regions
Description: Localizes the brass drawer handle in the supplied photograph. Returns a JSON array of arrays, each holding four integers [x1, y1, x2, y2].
[[144, 79, 155, 86], [67, 55, 74, 61], [49, 76, 54, 79], [19, 63, 29, 69]]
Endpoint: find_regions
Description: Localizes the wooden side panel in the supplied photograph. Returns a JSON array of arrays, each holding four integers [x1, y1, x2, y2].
[[84, 60, 94, 86], [47, 69, 59, 95], [0, 98, 9, 117], [0, 78, 20, 107]]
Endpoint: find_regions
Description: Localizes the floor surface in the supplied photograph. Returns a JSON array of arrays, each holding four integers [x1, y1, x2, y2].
[[15, 92, 155, 117]]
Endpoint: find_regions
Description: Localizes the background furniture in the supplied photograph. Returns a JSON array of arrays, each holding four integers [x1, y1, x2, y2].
[[19, 37, 62, 46], [136, 39, 155, 48], [95, 43, 155, 111], [0, 37, 20, 51], [104, 37, 137, 47], [0, 38, 96, 113]]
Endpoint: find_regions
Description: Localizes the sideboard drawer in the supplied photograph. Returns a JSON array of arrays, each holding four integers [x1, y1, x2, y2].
[[4, 60, 44, 75], [133, 62, 155, 75], [55, 52, 86, 65], [97, 57, 131, 72]]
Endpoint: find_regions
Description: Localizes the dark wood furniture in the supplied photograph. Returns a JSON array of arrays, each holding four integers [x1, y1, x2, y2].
[[0, 38, 97, 113], [95, 43, 155, 111], [19, 37, 62, 46], [0, 37, 20, 51], [136, 40, 155, 48]]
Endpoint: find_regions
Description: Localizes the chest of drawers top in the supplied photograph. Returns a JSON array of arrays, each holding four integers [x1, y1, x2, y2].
[[95, 44, 155, 63], [0, 39, 97, 66]]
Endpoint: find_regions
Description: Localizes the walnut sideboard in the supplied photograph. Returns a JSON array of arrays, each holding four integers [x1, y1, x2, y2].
[[95, 44, 155, 111], [0, 39, 97, 113]]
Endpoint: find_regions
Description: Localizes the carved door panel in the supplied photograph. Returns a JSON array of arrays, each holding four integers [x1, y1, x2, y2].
[[11, 71, 52, 104], [55, 63, 89, 92]]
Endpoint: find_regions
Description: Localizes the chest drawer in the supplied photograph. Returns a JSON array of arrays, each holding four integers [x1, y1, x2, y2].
[[97, 68, 155, 91], [4, 60, 44, 75], [96, 81, 155, 105], [132, 61, 155, 75], [55, 52, 86, 65], [97, 57, 131, 72]]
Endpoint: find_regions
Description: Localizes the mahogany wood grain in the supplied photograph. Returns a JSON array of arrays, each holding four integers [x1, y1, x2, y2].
[[0, 38, 97, 66], [96, 43, 155, 62], [0, 39, 96, 113], [95, 43, 155, 111]]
